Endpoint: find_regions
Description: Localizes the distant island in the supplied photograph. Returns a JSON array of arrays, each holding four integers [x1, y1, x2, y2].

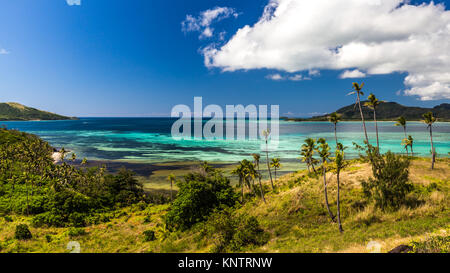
[[0, 102, 77, 121], [282, 102, 450, 122]]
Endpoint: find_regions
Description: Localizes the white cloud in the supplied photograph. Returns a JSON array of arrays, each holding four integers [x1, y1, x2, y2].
[[266, 73, 284, 80], [182, 7, 239, 39], [66, 0, 81, 6], [0, 48, 9, 55], [202, 0, 450, 100], [340, 69, 367, 79]]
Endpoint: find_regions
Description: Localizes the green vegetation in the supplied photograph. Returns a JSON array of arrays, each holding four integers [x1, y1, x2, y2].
[[14, 224, 32, 240], [0, 102, 76, 121]]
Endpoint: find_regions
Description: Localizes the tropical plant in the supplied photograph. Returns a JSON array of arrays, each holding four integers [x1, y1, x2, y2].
[[252, 153, 266, 203], [270, 158, 281, 184], [167, 173, 176, 202], [262, 129, 274, 190], [395, 116, 409, 155], [300, 138, 318, 173], [328, 112, 342, 146], [422, 112, 437, 170], [334, 145, 347, 233], [317, 138, 335, 222], [348, 82, 369, 145], [364, 93, 383, 151], [408, 135, 414, 155]]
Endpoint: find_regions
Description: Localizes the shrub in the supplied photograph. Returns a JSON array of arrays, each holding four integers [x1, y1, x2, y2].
[[68, 227, 88, 238], [165, 168, 238, 230], [143, 230, 156, 242], [362, 151, 412, 210], [409, 236, 450, 253], [231, 216, 269, 250], [15, 224, 32, 240]]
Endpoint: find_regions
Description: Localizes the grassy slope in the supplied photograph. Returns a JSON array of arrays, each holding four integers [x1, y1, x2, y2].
[[0, 102, 76, 121], [1, 158, 448, 253]]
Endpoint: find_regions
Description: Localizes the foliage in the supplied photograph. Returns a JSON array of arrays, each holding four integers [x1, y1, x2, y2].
[[409, 236, 450, 253], [165, 164, 238, 231], [362, 151, 412, 210], [15, 224, 32, 240], [143, 230, 156, 242]]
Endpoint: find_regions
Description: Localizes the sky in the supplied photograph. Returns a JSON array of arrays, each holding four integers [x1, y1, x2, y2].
[[0, 0, 449, 117]]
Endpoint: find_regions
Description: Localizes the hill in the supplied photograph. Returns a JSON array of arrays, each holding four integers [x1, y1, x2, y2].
[[283, 102, 450, 122], [0, 102, 77, 121]]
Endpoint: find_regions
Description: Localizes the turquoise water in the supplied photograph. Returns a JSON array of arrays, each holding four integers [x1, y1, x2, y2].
[[2, 118, 449, 164]]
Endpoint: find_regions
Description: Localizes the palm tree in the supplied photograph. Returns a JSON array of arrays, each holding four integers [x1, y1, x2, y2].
[[300, 138, 317, 173], [242, 160, 258, 195], [401, 138, 410, 156], [167, 173, 176, 202], [328, 112, 342, 146], [408, 135, 414, 155], [348, 82, 369, 145], [252, 153, 266, 203], [232, 163, 246, 203], [395, 116, 409, 155], [364, 93, 383, 151], [270, 158, 281, 184], [71, 153, 77, 162], [422, 112, 437, 170], [262, 129, 274, 190], [335, 145, 346, 233], [317, 138, 335, 222]]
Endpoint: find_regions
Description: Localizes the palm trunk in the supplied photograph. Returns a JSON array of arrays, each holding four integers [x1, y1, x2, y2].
[[274, 168, 277, 183], [323, 164, 335, 222], [403, 127, 409, 156], [334, 124, 338, 146], [373, 109, 379, 152], [336, 169, 343, 233], [265, 140, 274, 190], [170, 181, 173, 202], [430, 126, 435, 170], [410, 143, 414, 155], [257, 164, 266, 203], [357, 93, 369, 145]]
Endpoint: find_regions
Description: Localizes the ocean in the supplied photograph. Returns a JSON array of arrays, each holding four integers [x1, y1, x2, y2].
[[2, 118, 449, 164]]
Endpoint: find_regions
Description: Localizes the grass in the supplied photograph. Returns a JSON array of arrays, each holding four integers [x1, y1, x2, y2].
[[0, 157, 448, 253]]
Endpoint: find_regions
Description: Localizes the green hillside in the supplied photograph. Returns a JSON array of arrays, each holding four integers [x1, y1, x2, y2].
[[283, 102, 450, 122], [0, 102, 76, 121]]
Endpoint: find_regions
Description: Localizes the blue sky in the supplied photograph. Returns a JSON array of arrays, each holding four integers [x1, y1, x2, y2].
[[0, 0, 449, 117]]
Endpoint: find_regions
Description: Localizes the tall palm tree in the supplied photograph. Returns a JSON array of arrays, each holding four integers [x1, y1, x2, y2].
[[328, 112, 342, 146], [300, 138, 317, 173], [252, 153, 266, 203], [242, 160, 258, 195], [167, 173, 176, 202], [262, 129, 274, 190], [395, 116, 409, 155], [317, 138, 335, 222], [348, 82, 369, 145], [335, 145, 346, 233], [270, 158, 281, 184], [422, 112, 437, 170], [364, 93, 383, 151], [408, 135, 414, 155]]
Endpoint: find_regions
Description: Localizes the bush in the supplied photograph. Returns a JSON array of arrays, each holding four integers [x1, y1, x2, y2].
[[165, 167, 238, 230], [143, 230, 156, 242], [409, 236, 449, 253], [67, 227, 88, 238], [15, 224, 32, 240], [203, 208, 269, 253], [362, 151, 412, 210]]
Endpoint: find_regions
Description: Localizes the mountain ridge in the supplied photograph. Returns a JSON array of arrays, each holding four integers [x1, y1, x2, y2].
[[0, 102, 77, 121], [282, 102, 450, 122]]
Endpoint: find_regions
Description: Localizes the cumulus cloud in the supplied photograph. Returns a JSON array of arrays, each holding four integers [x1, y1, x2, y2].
[[340, 69, 367, 79], [0, 48, 9, 55], [66, 0, 81, 5], [182, 7, 239, 39], [266, 73, 284, 80], [202, 0, 450, 100]]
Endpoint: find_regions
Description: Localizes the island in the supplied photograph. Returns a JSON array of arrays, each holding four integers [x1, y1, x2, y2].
[[0, 102, 77, 121]]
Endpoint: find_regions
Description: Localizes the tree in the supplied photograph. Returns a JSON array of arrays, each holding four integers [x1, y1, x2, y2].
[[300, 138, 318, 173], [334, 145, 347, 233], [328, 112, 342, 146], [262, 129, 274, 190], [252, 153, 266, 203], [270, 158, 281, 184], [348, 82, 369, 145], [167, 173, 176, 202], [422, 112, 437, 170], [395, 116, 409, 155], [317, 138, 335, 222], [364, 93, 383, 151], [408, 135, 414, 155]]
